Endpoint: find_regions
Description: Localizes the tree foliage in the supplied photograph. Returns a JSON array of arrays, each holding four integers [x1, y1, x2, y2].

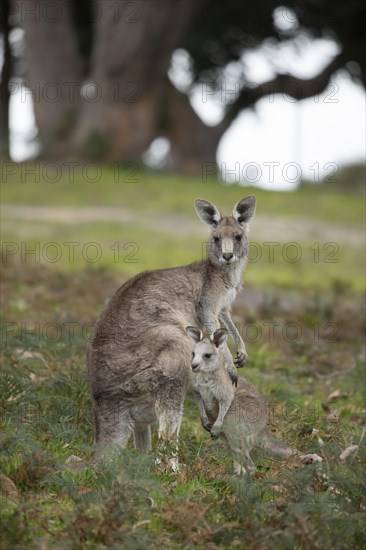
[[1, 0, 365, 170]]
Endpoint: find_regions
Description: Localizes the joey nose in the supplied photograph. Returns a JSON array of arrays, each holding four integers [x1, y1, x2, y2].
[[223, 252, 233, 261], [191, 362, 200, 371]]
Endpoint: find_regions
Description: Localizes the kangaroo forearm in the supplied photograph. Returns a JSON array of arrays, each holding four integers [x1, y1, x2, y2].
[[197, 302, 219, 334], [196, 303, 238, 385], [219, 311, 245, 350], [217, 399, 233, 424], [211, 398, 234, 437], [193, 392, 208, 421]]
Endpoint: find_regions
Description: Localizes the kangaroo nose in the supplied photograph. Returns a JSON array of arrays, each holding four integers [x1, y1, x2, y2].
[[223, 252, 233, 261]]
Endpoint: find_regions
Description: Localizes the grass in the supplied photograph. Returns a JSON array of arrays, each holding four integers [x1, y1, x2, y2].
[[2, 223, 364, 289], [1, 163, 365, 290], [1, 163, 365, 226], [1, 164, 365, 548], [1, 259, 365, 549]]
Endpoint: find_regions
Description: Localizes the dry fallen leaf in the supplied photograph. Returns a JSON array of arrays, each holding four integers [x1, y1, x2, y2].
[[65, 455, 82, 464], [326, 389, 349, 402], [14, 349, 46, 364], [340, 445, 359, 460], [326, 389, 340, 401]]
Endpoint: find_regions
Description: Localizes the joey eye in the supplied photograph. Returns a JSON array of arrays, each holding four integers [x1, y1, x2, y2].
[[204, 353, 212, 359], [192, 352, 195, 359], [213, 236, 220, 243], [235, 235, 242, 242]]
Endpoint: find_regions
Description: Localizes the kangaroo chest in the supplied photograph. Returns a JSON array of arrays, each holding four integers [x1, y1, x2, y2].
[[219, 286, 237, 311], [194, 378, 220, 418], [217, 267, 242, 313]]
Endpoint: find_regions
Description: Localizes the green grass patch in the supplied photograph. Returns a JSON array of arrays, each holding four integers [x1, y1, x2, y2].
[[2, 163, 365, 290], [1, 163, 365, 227], [1, 262, 365, 548], [2, 223, 365, 290], [1, 165, 365, 547]]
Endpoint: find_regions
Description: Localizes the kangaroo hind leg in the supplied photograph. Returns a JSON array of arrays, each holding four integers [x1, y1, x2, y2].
[[231, 446, 256, 475], [133, 425, 152, 452], [155, 380, 186, 472], [92, 397, 134, 461]]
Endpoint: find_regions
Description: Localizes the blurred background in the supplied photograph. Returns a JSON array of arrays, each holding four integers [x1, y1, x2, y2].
[[1, 3, 366, 546], [0, 0, 365, 285], [1, 0, 366, 187]]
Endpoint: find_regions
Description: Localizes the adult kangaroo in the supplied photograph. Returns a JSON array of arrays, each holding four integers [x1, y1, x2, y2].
[[87, 196, 256, 465]]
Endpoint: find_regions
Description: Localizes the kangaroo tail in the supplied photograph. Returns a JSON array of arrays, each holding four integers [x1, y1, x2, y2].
[[258, 429, 297, 459]]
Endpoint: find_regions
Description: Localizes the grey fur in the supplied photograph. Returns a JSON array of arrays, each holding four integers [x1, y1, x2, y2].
[[87, 197, 256, 464], [188, 328, 323, 475]]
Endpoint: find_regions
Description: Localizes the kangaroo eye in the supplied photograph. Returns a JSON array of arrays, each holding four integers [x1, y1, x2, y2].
[[235, 235, 242, 242], [192, 352, 195, 359], [213, 236, 220, 243], [204, 353, 212, 359]]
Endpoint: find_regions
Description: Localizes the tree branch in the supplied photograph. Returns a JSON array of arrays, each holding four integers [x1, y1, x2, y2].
[[221, 51, 347, 128]]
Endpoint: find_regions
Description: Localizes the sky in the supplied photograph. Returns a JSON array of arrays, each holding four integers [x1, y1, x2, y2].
[[8, 35, 366, 191]]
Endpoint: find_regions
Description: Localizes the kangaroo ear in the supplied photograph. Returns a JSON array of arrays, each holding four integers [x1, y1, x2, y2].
[[211, 328, 228, 348], [186, 326, 203, 344], [233, 195, 256, 226], [195, 199, 221, 227]]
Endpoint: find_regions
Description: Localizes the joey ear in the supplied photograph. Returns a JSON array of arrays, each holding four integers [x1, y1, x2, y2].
[[210, 328, 228, 348], [186, 326, 203, 344], [233, 195, 256, 226], [195, 199, 222, 227]]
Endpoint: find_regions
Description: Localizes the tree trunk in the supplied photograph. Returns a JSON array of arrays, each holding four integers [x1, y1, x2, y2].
[[0, 0, 11, 160], [72, 0, 198, 161], [165, 84, 223, 175], [15, 0, 83, 156]]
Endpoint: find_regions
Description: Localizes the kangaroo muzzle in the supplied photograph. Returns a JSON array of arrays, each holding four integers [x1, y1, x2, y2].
[[191, 361, 200, 371]]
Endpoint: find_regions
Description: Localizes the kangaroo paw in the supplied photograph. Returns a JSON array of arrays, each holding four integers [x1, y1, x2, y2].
[[202, 421, 212, 432], [228, 370, 238, 387], [234, 351, 248, 368]]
